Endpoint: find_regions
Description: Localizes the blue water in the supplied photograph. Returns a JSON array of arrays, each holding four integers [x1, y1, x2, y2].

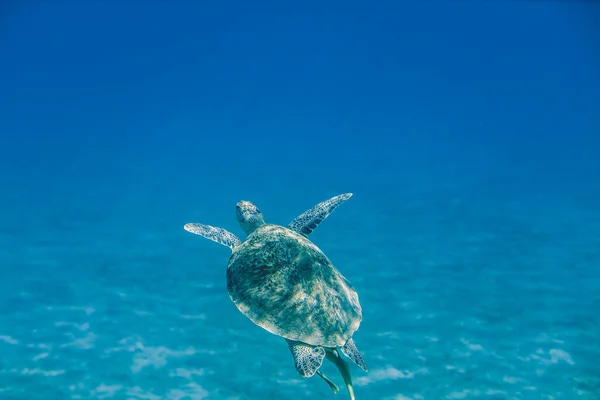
[[1, 2, 600, 399]]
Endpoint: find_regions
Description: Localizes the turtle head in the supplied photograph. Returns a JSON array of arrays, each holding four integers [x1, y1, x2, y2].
[[236, 200, 265, 235]]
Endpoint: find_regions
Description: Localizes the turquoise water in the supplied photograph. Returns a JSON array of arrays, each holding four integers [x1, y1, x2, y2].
[[1, 2, 600, 399]]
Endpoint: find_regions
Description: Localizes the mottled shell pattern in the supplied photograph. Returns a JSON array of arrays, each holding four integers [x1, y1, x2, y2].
[[226, 224, 362, 347]]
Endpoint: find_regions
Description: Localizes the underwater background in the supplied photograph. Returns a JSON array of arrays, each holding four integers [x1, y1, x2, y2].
[[1, 1, 599, 399]]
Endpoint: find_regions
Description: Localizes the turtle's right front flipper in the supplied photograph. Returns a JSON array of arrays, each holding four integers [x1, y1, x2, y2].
[[184, 223, 241, 250], [288, 193, 353, 237]]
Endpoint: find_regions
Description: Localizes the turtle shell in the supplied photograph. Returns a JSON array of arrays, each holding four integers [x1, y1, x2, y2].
[[226, 224, 361, 347]]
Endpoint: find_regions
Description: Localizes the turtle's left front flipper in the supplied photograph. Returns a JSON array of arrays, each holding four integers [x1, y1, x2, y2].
[[184, 223, 241, 250], [288, 193, 352, 237]]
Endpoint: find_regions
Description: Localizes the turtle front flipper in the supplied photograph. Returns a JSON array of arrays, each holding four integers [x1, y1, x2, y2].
[[341, 337, 367, 372], [286, 339, 326, 377], [184, 223, 241, 250], [288, 193, 353, 237]]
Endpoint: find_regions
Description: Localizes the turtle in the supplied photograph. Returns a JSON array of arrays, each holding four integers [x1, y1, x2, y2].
[[183, 193, 367, 399]]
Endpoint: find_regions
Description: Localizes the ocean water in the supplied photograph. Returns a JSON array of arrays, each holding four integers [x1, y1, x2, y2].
[[1, 2, 600, 399]]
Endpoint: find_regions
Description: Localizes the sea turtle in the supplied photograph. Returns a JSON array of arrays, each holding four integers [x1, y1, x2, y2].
[[184, 193, 367, 399]]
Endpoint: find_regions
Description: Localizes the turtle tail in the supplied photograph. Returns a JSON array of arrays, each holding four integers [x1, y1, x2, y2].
[[325, 348, 355, 400]]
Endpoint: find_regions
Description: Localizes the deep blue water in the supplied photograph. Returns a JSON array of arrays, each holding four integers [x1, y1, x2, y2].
[[1, 1, 600, 399]]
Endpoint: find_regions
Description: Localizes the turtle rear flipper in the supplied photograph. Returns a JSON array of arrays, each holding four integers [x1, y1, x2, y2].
[[287, 339, 325, 377], [288, 193, 353, 236], [184, 223, 241, 250], [341, 337, 367, 371], [288, 340, 340, 394]]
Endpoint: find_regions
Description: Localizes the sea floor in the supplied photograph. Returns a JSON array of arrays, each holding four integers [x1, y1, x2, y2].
[[1, 165, 599, 399]]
